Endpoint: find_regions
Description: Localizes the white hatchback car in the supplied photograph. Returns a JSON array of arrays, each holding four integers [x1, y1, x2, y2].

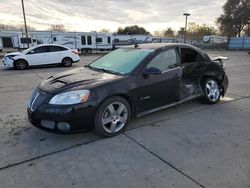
[[3, 44, 80, 70]]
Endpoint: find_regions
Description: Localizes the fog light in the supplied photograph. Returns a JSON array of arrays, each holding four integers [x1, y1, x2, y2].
[[41, 120, 55, 129], [57, 122, 71, 131]]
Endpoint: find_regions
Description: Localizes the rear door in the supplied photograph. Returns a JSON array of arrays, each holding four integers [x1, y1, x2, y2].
[[25, 46, 51, 65], [180, 48, 207, 81], [49, 46, 68, 63], [137, 48, 181, 112]]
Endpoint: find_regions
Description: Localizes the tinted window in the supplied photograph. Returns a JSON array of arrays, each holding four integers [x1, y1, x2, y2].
[[108, 37, 111, 44], [87, 36, 92, 45], [96, 38, 102, 43], [147, 49, 178, 72], [20, 38, 32, 44], [90, 48, 153, 74], [81, 36, 86, 45], [181, 48, 205, 63], [50, 46, 67, 52], [32, 46, 50, 54]]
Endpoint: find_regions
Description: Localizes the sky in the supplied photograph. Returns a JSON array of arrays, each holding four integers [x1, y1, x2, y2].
[[0, 0, 226, 33]]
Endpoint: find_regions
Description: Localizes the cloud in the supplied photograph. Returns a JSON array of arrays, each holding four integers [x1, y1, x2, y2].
[[0, 0, 226, 32]]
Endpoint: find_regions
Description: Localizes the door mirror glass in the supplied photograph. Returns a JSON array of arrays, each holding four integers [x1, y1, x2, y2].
[[143, 67, 162, 76]]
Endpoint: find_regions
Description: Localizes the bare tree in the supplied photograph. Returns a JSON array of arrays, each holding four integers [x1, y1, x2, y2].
[[49, 24, 66, 32]]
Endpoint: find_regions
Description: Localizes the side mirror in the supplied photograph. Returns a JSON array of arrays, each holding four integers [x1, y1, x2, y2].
[[29, 50, 34, 54], [143, 67, 162, 76]]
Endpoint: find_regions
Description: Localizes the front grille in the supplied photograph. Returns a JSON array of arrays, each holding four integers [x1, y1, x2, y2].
[[29, 89, 49, 111]]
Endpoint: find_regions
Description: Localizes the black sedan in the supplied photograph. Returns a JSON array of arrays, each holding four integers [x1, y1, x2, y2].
[[28, 43, 229, 137]]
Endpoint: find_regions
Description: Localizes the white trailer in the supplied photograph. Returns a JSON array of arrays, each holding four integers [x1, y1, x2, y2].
[[203, 35, 228, 44], [0, 37, 3, 52], [113, 34, 152, 46], [0, 30, 154, 52], [29, 31, 113, 53]]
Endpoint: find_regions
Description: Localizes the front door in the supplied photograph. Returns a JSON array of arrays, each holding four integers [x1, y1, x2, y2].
[[25, 46, 51, 66], [137, 48, 181, 112]]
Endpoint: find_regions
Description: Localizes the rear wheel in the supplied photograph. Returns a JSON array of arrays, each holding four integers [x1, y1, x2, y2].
[[203, 78, 221, 104], [62, 57, 73, 67], [15, 59, 28, 70], [94, 96, 131, 137]]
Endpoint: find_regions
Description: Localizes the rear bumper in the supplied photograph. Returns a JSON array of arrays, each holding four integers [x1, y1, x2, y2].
[[221, 73, 229, 96]]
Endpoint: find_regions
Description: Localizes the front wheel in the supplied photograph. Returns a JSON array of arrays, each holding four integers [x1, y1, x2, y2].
[[94, 96, 131, 137], [15, 60, 28, 70], [203, 78, 221, 104]]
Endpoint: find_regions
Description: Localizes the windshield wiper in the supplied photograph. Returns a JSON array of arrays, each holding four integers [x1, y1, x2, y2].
[[86, 65, 122, 75]]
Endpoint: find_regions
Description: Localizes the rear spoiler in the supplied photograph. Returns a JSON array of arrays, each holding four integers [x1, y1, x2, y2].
[[212, 56, 229, 62]]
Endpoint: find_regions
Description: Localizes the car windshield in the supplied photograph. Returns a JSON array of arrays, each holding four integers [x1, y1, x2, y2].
[[89, 48, 153, 74], [22, 47, 35, 54]]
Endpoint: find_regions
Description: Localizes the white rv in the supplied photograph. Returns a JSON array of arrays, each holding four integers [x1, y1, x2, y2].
[[203, 36, 228, 44], [0, 30, 154, 53], [113, 34, 152, 46], [29, 31, 113, 53], [0, 37, 3, 52]]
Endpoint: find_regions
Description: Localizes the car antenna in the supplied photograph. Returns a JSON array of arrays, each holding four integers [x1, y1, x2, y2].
[[135, 43, 139, 48]]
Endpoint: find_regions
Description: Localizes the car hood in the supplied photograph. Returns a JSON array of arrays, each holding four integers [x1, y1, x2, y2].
[[4, 52, 22, 57], [39, 67, 122, 93]]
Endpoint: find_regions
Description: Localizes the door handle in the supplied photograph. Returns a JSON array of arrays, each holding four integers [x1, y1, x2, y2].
[[174, 74, 180, 78]]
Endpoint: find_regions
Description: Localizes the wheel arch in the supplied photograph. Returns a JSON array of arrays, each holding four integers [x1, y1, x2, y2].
[[200, 75, 225, 96], [13, 58, 29, 68], [61, 56, 73, 63], [97, 93, 136, 119]]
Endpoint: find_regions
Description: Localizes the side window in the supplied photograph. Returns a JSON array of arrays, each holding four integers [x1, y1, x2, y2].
[[108, 37, 111, 44], [49, 46, 67, 52], [31, 46, 50, 54], [81, 36, 86, 45], [181, 48, 205, 63], [147, 49, 178, 72], [87, 36, 92, 45], [96, 38, 102, 43]]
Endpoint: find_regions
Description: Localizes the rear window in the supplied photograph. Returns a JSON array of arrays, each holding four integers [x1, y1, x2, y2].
[[50, 46, 67, 52]]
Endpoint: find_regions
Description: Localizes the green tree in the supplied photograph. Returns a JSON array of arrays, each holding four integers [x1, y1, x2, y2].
[[163, 28, 174, 37], [217, 0, 250, 37], [187, 22, 217, 39], [116, 25, 150, 35]]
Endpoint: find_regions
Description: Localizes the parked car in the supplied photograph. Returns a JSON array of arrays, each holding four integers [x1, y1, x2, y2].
[[2, 44, 80, 70], [27, 43, 229, 137]]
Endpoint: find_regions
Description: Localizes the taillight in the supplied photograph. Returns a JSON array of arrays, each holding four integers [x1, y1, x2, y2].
[[72, 50, 79, 55]]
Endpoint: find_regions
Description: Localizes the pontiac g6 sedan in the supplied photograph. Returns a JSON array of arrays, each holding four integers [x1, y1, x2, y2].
[[28, 43, 229, 137]]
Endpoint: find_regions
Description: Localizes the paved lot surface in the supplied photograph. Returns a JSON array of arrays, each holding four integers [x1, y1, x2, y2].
[[0, 51, 249, 188]]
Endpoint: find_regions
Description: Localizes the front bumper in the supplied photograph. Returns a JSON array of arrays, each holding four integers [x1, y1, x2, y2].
[[27, 89, 98, 133], [2, 57, 14, 68]]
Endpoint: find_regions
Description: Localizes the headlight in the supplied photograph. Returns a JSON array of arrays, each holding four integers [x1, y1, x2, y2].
[[49, 90, 90, 105]]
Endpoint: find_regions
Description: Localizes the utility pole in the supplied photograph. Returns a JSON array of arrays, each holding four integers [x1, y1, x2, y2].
[[21, 0, 29, 48], [183, 13, 191, 43]]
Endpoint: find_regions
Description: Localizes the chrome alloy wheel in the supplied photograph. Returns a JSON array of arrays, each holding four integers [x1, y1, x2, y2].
[[101, 102, 128, 133], [206, 80, 220, 102]]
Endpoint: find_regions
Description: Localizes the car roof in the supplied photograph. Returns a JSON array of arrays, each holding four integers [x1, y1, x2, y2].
[[35, 44, 69, 48], [125, 43, 199, 50]]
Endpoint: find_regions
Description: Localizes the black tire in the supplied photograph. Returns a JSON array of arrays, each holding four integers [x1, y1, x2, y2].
[[62, 57, 73, 67], [94, 96, 131, 137], [15, 59, 28, 70], [202, 78, 221, 104]]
